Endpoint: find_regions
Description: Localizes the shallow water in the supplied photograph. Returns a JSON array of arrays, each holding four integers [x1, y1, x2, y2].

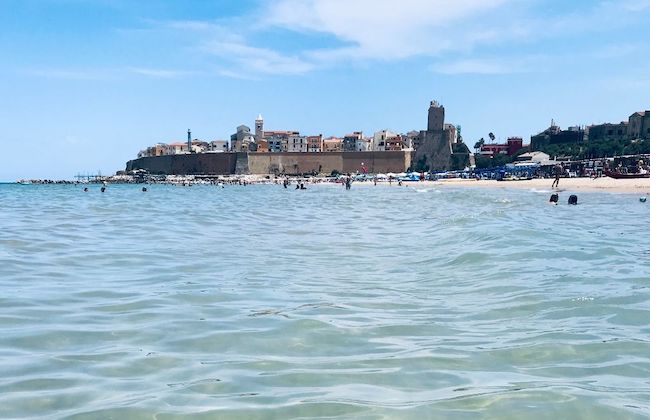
[[0, 183, 649, 419]]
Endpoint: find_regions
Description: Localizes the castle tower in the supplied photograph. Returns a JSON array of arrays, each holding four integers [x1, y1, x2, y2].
[[427, 101, 445, 132], [255, 114, 264, 142]]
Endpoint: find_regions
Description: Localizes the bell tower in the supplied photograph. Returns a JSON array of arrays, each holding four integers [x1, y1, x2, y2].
[[255, 114, 264, 142]]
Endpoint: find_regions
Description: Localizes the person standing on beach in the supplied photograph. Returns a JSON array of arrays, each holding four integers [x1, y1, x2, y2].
[[552, 164, 562, 188]]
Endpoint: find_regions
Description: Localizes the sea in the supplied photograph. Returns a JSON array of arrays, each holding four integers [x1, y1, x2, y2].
[[0, 182, 649, 419]]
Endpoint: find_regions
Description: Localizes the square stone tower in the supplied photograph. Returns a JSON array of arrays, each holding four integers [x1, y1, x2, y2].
[[414, 101, 473, 171]]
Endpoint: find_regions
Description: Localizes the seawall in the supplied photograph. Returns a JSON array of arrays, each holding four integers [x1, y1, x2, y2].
[[126, 151, 413, 175]]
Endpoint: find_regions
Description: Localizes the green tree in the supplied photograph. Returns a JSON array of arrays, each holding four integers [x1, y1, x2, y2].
[[473, 138, 485, 152]]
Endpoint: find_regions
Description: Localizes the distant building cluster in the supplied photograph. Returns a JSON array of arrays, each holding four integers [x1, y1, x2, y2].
[[136, 108, 464, 158], [474, 109, 650, 159], [530, 123, 585, 151], [586, 111, 650, 143], [528, 110, 650, 151], [137, 139, 229, 158]]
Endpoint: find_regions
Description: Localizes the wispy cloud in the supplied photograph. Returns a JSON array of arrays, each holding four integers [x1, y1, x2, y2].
[[127, 67, 196, 78], [24, 68, 119, 80], [620, 0, 650, 11], [24, 67, 194, 80], [265, 0, 513, 61], [431, 54, 555, 75], [114, 0, 650, 78], [215, 69, 261, 81], [201, 41, 313, 75]]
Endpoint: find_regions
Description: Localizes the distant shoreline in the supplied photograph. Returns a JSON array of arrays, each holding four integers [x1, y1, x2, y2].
[[7, 176, 650, 194], [412, 178, 650, 194]]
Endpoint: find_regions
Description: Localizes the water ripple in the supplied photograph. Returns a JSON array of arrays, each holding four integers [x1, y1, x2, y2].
[[0, 184, 649, 419]]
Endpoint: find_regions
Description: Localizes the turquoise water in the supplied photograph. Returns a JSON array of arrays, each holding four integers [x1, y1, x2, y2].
[[1, 183, 649, 419]]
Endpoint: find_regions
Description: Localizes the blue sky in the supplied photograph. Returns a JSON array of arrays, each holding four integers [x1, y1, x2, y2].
[[1, 0, 649, 180]]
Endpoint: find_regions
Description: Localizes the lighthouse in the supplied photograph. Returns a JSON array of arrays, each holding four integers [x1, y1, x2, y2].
[[187, 129, 192, 153]]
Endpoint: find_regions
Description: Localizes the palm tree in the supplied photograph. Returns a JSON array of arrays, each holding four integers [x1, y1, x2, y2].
[[474, 138, 485, 152]]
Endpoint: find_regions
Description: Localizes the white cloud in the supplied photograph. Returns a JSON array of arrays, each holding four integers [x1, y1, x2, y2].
[[136, 1, 650, 78], [201, 41, 314, 75], [266, 0, 512, 60]]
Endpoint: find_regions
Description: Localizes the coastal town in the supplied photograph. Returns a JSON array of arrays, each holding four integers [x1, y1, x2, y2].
[[134, 107, 650, 163], [126, 101, 650, 180], [17, 102, 650, 187]]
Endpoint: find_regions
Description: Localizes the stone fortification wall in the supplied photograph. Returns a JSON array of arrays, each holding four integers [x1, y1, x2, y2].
[[247, 153, 342, 175], [341, 151, 412, 174], [125, 151, 412, 175], [126, 153, 237, 175], [247, 151, 412, 174]]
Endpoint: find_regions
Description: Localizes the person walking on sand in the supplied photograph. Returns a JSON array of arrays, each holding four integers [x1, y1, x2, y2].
[[552, 164, 562, 188]]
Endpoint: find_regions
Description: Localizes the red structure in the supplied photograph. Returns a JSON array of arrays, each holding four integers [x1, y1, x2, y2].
[[480, 137, 524, 156]]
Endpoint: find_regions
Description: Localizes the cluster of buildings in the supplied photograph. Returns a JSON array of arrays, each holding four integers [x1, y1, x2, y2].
[[137, 103, 463, 159], [473, 109, 650, 160], [529, 110, 650, 151], [585, 110, 650, 143]]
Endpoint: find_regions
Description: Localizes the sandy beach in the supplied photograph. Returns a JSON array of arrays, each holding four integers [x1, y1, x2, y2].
[[416, 177, 650, 194]]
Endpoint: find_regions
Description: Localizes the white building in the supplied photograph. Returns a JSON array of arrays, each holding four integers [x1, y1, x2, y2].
[[372, 130, 398, 151], [287, 135, 307, 152], [207, 140, 229, 153], [356, 137, 372, 151], [167, 142, 189, 155]]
